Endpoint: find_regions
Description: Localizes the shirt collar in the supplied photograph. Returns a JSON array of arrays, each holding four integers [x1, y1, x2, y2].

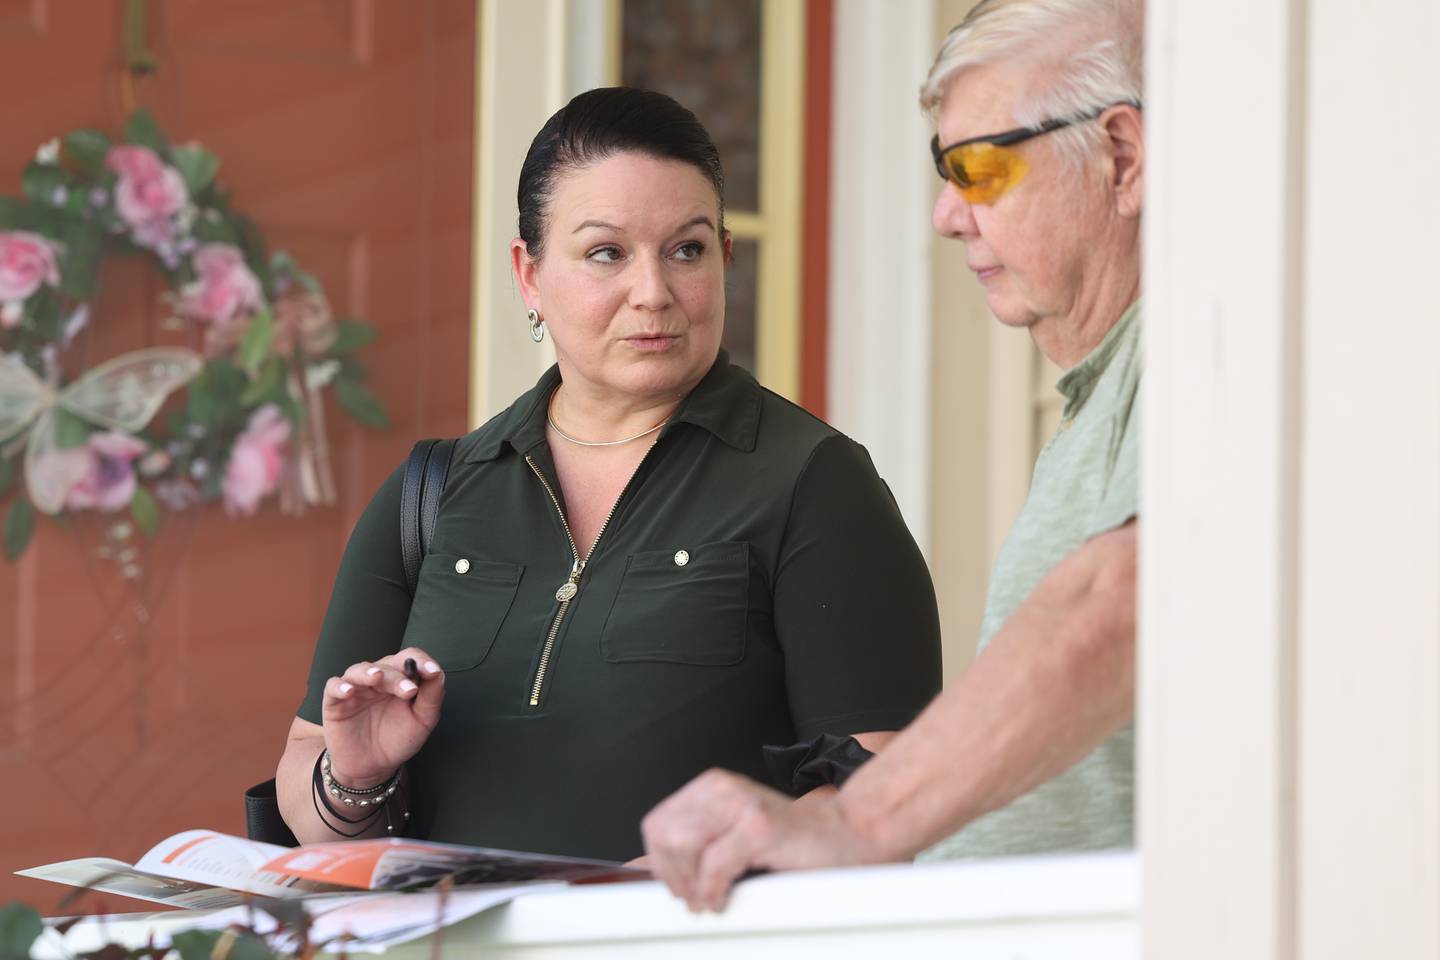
[[1054, 299, 1142, 421], [462, 350, 761, 463]]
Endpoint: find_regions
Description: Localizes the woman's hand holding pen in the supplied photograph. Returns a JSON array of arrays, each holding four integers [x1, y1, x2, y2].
[[321, 647, 445, 787]]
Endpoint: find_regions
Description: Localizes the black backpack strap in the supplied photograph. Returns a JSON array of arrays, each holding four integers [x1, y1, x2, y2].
[[400, 438, 456, 597], [420, 438, 455, 557]]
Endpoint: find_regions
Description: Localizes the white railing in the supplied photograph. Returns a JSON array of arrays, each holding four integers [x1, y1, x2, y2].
[[39, 851, 1138, 958]]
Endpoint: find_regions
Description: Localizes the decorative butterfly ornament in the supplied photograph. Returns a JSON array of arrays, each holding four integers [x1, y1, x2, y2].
[[0, 348, 202, 514]]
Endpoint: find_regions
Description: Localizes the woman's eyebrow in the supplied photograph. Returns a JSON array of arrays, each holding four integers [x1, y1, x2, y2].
[[573, 218, 622, 234], [674, 215, 716, 234], [573, 216, 716, 235]]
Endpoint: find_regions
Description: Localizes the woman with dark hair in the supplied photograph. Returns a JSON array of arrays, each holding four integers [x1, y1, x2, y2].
[[274, 88, 941, 861]]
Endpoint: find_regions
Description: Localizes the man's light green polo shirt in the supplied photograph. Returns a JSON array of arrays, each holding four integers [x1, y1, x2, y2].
[[924, 300, 1141, 860]]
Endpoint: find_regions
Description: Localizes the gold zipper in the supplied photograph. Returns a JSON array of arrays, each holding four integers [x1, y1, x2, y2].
[[524, 451, 650, 708]]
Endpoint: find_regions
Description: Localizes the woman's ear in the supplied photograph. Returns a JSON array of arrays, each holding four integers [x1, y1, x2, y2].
[[510, 238, 540, 310], [1104, 105, 1145, 219], [722, 229, 734, 265]]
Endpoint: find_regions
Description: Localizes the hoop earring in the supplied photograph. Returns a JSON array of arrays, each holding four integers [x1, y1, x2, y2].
[[527, 308, 545, 343]]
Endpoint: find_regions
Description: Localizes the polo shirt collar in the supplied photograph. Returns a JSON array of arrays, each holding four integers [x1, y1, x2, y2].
[[463, 350, 760, 463], [1055, 299, 1142, 421]]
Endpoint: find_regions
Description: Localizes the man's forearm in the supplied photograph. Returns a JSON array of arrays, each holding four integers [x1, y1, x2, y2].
[[837, 523, 1139, 859]]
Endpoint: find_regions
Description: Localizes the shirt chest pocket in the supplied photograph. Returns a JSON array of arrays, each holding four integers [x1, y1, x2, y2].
[[402, 553, 524, 671], [600, 541, 749, 666]]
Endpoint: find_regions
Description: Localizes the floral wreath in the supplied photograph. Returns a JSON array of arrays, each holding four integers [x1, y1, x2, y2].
[[0, 109, 388, 564]]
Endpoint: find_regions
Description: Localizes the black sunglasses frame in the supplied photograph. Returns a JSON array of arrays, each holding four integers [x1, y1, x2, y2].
[[929, 101, 1141, 185]]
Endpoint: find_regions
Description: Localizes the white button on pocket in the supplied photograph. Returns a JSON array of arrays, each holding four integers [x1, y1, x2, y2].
[[674, 550, 690, 566], [454, 558, 471, 574]]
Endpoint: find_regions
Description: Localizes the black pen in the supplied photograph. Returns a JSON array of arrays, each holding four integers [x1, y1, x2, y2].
[[403, 657, 421, 684]]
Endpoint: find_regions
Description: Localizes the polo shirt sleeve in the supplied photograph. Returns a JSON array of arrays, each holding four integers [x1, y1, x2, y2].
[[1087, 390, 1141, 539], [772, 435, 943, 740], [296, 464, 412, 724]]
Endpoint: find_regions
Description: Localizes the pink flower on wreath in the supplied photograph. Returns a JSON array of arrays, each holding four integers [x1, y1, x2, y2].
[[26, 446, 92, 512], [179, 243, 264, 330], [107, 145, 188, 248], [223, 404, 292, 516], [0, 230, 61, 327], [64, 430, 148, 513]]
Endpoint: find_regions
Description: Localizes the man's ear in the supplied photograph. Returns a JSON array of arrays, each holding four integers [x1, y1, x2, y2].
[[511, 238, 540, 311], [1104, 104, 1145, 219]]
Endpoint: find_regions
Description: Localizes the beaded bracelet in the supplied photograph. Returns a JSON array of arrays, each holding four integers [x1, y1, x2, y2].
[[319, 749, 402, 807], [310, 750, 410, 837]]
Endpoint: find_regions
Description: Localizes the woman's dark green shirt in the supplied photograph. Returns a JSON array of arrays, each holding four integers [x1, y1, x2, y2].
[[298, 355, 941, 860]]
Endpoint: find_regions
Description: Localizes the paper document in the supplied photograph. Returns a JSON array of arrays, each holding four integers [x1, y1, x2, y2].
[[261, 837, 642, 891], [18, 828, 643, 909], [16, 858, 249, 910]]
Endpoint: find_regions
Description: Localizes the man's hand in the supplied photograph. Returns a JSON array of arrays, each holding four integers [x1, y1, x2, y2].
[[642, 522, 1138, 912], [641, 768, 888, 912]]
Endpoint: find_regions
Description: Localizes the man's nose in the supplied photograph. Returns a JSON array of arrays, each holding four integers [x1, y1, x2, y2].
[[932, 183, 977, 239]]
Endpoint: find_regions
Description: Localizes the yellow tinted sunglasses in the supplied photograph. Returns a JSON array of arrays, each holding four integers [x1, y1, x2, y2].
[[929, 102, 1139, 204]]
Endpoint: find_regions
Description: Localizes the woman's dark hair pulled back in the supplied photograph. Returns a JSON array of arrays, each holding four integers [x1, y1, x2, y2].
[[517, 87, 726, 261]]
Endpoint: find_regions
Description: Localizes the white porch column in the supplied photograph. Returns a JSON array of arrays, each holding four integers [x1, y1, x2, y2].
[[470, 0, 567, 426], [827, 0, 937, 554], [1142, 0, 1439, 956], [1296, 0, 1439, 955]]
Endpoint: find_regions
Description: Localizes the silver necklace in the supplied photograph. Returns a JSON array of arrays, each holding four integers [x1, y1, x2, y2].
[[546, 407, 668, 447]]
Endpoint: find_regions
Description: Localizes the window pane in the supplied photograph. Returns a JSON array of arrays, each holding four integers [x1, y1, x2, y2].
[[621, 0, 762, 213], [723, 237, 759, 375]]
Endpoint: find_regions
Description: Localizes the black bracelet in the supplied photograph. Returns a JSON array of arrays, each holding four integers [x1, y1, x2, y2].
[[312, 780, 384, 837], [310, 750, 410, 836], [312, 752, 385, 825]]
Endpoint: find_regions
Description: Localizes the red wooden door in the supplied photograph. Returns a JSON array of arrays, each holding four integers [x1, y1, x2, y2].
[[0, 0, 474, 912]]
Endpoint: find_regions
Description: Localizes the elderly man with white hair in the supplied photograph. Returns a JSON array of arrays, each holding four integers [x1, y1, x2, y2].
[[641, 0, 1146, 911]]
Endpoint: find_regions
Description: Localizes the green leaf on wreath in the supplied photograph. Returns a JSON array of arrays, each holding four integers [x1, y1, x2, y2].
[[336, 379, 390, 430], [210, 359, 250, 400], [238, 307, 275, 376], [3, 498, 35, 563], [186, 385, 217, 428], [26, 287, 61, 339], [241, 355, 285, 406], [56, 216, 105, 299], [169, 929, 218, 960], [0, 198, 55, 233], [61, 188, 89, 217], [0, 198, 22, 229], [131, 486, 160, 538], [62, 129, 112, 176], [330, 319, 378, 355], [228, 932, 282, 960], [0, 457, 14, 498], [171, 144, 220, 195], [187, 359, 245, 427], [21, 160, 69, 206], [0, 900, 43, 956], [54, 408, 91, 449], [123, 108, 169, 153], [191, 212, 240, 246], [186, 369, 218, 427]]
